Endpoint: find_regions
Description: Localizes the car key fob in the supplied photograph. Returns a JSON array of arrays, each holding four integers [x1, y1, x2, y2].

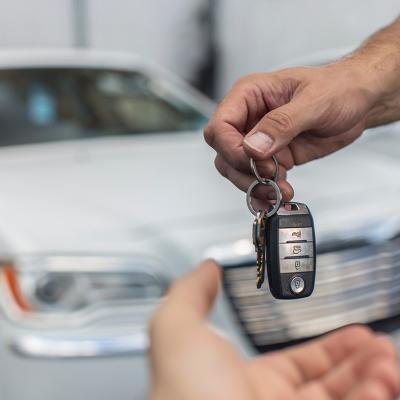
[[265, 202, 316, 299]]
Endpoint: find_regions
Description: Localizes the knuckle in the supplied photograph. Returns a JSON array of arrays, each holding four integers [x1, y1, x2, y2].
[[376, 336, 397, 357], [345, 324, 373, 338], [203, 124, 215, 146], [234, 75, 251, 88], [341, 324, 373, 344], [214, 156, 227, 178], [233, 75, 258, 96], [238, 73, 261, 83], [234, 79, 257, 99], [267, 110, 294, 134]]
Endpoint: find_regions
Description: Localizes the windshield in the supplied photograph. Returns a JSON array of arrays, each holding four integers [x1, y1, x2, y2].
[[0, 68, 207, 146]]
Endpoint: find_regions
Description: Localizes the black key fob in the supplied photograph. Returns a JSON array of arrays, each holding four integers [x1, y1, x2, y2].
[[265, 202, 316, 299]]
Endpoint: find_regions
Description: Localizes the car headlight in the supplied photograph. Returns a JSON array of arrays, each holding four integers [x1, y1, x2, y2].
[[0, 255, 169, 358]]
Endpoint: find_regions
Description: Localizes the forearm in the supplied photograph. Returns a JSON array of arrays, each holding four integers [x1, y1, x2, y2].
[[342, 16, 400, 128]]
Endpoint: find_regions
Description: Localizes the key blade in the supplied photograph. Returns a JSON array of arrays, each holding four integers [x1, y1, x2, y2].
[[254, 210, 267, 289], [256, 250, 265, 288]]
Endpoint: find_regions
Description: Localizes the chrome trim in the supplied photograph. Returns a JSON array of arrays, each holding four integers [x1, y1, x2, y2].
[[16, 254, 166, 274], [222, 238, 400, 347], [10, 331, 148, 359], [0, 255, 166, 359]]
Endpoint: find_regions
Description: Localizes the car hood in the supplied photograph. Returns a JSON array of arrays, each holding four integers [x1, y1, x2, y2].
[[0, 127, 399, 255], [0, 132, 248, 254]]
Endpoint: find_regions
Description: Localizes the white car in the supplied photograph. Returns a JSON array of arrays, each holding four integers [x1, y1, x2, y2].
[[0, 49, 399, 400]]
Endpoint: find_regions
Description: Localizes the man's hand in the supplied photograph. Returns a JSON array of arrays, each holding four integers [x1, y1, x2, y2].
[[150, 261, 400, 400], [204, 17, 400, 201], [204, 64, 373, 201]]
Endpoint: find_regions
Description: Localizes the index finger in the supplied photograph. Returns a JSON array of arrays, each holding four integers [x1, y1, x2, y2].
[[204, 82, 284, 178], [204, 78, 272, 169], [204, 107, 248, 173]]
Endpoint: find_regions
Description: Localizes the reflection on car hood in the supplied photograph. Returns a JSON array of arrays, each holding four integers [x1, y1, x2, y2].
[[0, 127, 398, 254]]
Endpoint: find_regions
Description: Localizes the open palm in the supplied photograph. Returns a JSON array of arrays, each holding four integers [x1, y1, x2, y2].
[[150, 261, 400, 400]]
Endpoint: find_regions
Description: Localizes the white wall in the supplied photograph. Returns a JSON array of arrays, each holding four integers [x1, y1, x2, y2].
[[87, 0, 208, 83], [0, 0, 207, 84], [0, 0, 73, 47], [216, 0, 400, 97]]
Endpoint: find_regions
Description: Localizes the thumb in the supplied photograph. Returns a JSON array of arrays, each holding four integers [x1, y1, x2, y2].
[[243, 98, 314, 159], [149, 260, 221, 380], [153, 260, 221, 330], [170, 260, 221, 320]]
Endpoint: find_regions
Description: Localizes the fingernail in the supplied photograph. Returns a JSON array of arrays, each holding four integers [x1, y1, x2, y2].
[[244, 131, 274, 153]]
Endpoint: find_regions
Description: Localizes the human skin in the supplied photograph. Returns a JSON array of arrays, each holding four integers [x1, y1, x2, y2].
[[204, 17, 400, 201], [149, 261, 400, 400]]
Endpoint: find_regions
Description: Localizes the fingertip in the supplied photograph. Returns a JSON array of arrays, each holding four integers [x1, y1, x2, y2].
[[199, 259, 222, 286], [169, 259, 221, 319], [278, 180, 294, 201]]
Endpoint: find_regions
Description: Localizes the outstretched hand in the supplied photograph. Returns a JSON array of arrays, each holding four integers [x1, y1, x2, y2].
[[150, 260, 400, 400]]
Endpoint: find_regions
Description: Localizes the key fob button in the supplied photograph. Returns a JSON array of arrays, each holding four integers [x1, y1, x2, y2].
[[279, 242, 314, 258], [280, 258, 314, 273], [278, 227, 313, 243], [290, 276, 305, 294]]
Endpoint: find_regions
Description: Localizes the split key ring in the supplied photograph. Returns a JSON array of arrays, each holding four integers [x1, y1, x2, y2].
[[250, 155, 279, 184], [247, 155, 282, 217]]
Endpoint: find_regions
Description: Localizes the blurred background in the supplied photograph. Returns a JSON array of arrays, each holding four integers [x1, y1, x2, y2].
[[0, 1, 399, 399], [1, 0, 399, 98]]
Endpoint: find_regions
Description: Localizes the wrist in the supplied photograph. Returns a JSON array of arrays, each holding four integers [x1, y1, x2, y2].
[[340, 46, 400, 128]]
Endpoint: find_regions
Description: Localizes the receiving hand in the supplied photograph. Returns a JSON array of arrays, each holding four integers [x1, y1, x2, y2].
[[150, 260, 400, 400]]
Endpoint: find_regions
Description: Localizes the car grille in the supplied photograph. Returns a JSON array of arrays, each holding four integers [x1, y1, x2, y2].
[[223, 237, 400, 352]]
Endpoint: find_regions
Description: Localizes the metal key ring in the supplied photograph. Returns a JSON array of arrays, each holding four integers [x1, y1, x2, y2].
[[250, 155, 279, 183], [246, 179, 283, 217]]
